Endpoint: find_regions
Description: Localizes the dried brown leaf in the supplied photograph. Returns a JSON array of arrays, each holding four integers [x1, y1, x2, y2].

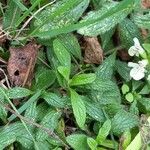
[[83, 37, 103, 64], [7, 41, 39, 87], [142, 0, 150, 8]]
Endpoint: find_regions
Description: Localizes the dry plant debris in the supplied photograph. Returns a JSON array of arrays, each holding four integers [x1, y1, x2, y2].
[[83, 37, 103, 64], [7, 41, 39, 87]]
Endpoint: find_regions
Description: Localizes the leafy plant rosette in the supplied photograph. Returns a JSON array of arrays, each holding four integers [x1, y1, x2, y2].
[[1, 0, 150, 150]]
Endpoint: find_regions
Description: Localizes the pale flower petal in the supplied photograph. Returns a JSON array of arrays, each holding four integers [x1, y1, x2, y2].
[[133, 37, 141, 47], [128, 46, 138, 56], [128, 62, 139, 68], [128, 59, 148, 80], [128, 37, 145, 56], [130, 68, 145, 80]]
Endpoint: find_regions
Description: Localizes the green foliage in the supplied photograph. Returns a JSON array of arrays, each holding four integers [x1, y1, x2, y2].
[[96, 119, 111, 144], [87, 138, 98, 150], [1, 0, 150, 149], [119, 18, 141, 48], [33, 0, 90, 34], [3, 0, 21, 29], [115, 60, 131, 82], [7, 87, 33, 99], [96, 53, 116, 79], [133, 13, 150, 29], [66, 134, 88, 150], [34, 69, 56, 89], [111, 110, 139, 135], [70, 89, 86, 129], [78, 0, 134, 36], [42, 92, 66, 108], [70, 73, 96, 86]]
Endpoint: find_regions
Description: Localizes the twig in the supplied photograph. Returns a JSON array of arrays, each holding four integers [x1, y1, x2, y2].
[[0, 68, 11, 89]]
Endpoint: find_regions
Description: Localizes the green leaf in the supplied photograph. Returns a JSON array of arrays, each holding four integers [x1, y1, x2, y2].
[[96, 119, 111, 144], [42, 92, 66, 108], [119, 18, 141, 48], [139, 84, 150, 95], [53, 39, 71, 68], [8, 90, 41, 122], [125, 93, 134, 103], [83, 97, 105, 122], [77, 0, 134, 36], [32, 0, 134, 38], [143, 43, 150, 54], [121, 84, 130, 95], [7, 87, 32, 99], [87, 138, 98, 150], [70, 73, 96, 86], [96, 52, 116, 80], [58, 66, 70, 81], [111, 110, 139, 135], [133, 13, 150, 29], [66, 134, 88, 150], [0, 122, 33, 149], [86, 78, 121, 105], [138, 98, 150, 113], [33, 0, 89, 34], [36, 110, 61, 141], [70, 89, 86, 129], [25, 101, 37, 124], [121, 131, 132, 149], [35, 69, 56, 89], [3, 0, 21, 29], [115, 60, 131, 82], [58, 34, 82, 60], [104, 103, 123, 118]]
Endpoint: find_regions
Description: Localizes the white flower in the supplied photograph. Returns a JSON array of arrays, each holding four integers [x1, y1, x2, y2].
[[128, 37, 145, 56], [128, 60, 148, 80]]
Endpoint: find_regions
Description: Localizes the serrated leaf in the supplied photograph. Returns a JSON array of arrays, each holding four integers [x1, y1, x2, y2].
[[58, 66, 70, 81], [83, 97, 105, 122], [35, 69, 56, 90], [24, 101, 37, 128], [36, 110, 61, 141], [111, 110, 139, 135], [42, 92, 66, 108], [33, 0, 90, 33], [119, 18, 141, 48], [96, 119, 111, 144], [7, 87, 32, 99], [86, 78, 121, 105], [139, 84, 150, 95], [58, 34, 82, 60], [0, 122, 33, 149], [101, 27, 115, 49], [66, 134, 88, 150], [53, 39, 71, 68], [70, 89, 86, 129], [3, 0, 21, 29], [138, 98, 150, 113], [70, 73, 96, 86], [133, 13, 150, 29], [77, 0, 134, 36], [96, 52, 116, 80], [87, 138, 98, 150], [115, 60, 131, 82]]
